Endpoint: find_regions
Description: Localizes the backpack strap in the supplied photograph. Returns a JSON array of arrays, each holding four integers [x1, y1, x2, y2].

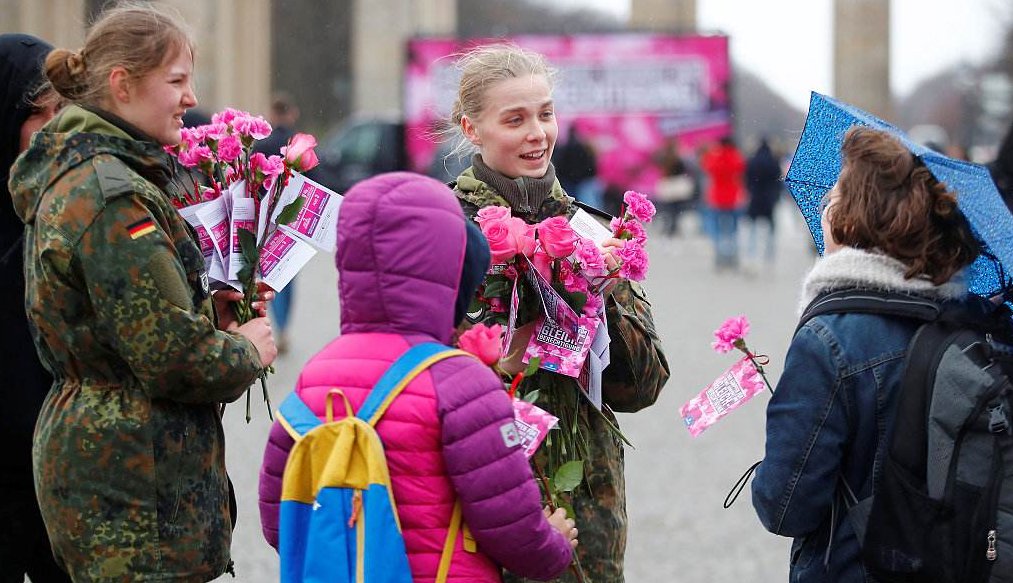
[[277, 391, 324, 440], [437, 502, 464, 582], [796, 289, 942, 335], [357, 342, 470, 426], [276, 343, 469, 439]]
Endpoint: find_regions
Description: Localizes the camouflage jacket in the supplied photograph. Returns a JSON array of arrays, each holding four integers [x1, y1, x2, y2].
[[9, 105, 263, 582], [455, 167, 670, 583]]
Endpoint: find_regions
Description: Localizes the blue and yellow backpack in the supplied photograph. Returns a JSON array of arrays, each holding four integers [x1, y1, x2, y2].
[[276, 343, 475, 583]]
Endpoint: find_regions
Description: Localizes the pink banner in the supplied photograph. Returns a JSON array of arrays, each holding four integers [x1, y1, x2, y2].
[[405, 34, 731, 194]]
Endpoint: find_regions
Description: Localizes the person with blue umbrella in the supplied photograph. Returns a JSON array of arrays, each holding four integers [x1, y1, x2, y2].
[[750, 125, 985, 582]]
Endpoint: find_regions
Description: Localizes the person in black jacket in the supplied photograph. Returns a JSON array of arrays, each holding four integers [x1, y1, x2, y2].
[[989, 119, 1013, 207], [553, 124, 603, 209], [253, 93, 301, 353], [744, 137, 784, 269], [0, 32, 71, 583]]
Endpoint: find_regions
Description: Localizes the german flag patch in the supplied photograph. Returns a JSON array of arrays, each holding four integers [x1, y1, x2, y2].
[[127, 218, 157, 239]]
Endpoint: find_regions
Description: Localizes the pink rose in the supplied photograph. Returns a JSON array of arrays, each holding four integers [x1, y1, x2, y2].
[[458, 323, 503, 366], [476, 205, 511, 230], [217, 134, 242, 163], [537, 216, 578, 259], [712, 315, 750, 353], [282, 133, 319, 171], [480, 215, 536, 263], [531, 248, 553, 281], [617, 241, 649, 281], [510, 218, 537, 258], [574, 238, 607, 276], [623, 190, 656, 223], [481, 218, 518, 264]]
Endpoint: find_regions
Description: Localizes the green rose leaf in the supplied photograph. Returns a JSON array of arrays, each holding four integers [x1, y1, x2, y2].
[[238, 227, 259, 267], [521, 389, 540, 403], [237, 264, 254, 283], [560, 499, 576, 520], [275, 196, 306, 226], [483, 274, 512, 299], [552, 460, 584, 493], [522, 356, 541, 377]]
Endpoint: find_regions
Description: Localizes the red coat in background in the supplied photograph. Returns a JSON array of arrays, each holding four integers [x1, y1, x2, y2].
[[702, 140, 746, 210]]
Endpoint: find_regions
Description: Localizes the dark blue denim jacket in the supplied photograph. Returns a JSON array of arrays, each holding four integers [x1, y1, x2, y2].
[[751, 308, 923, 582]]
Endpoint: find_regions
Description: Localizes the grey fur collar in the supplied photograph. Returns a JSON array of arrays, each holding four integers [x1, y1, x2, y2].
[[799, 247, 967, 313]]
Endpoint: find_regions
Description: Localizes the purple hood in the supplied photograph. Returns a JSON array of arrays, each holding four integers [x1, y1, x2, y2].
[[336, 172, 466, 344]]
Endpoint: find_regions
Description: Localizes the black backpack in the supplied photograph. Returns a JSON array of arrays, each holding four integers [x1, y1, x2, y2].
[[798, 289, 1013, 582]]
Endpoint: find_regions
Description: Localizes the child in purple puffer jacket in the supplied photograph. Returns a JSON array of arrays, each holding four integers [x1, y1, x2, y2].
[[258, 172, 576, 582]]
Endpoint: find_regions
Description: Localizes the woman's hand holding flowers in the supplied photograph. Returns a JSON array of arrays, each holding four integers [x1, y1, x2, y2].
[[213, 282, 276, 331]]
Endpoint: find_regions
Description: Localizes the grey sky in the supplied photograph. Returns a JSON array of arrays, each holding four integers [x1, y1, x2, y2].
[[535, 0, 1007, 110]]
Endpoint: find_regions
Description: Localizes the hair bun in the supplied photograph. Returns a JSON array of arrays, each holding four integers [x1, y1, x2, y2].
[[66, 50, 86, 76], [44, 47, 87, 100]]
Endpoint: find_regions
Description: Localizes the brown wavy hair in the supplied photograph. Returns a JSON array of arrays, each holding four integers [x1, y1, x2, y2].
[[44, 2, 193, 105], [827, 126, 979, 284]]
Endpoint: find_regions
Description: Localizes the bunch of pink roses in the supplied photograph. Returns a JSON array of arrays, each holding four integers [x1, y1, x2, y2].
[[167, 108, 318, 211], [474, 190, 654, 324], [165, 107, 322, 420]]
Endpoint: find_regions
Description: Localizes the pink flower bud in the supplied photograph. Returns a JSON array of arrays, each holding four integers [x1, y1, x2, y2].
[[457, 323, 504, 366], [281, 133, 319, 171]]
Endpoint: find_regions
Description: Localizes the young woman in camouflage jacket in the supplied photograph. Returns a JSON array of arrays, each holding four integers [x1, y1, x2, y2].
[[445, 44, 670, 583], [9, 6, 276, 582]]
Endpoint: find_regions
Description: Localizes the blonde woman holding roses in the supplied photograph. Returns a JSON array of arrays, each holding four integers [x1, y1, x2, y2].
[[9, 5, 274, 580], [446, 44, 670, 583]]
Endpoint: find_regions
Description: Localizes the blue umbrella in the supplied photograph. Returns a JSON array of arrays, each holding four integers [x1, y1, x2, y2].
[[785, 91, 1013, 297]]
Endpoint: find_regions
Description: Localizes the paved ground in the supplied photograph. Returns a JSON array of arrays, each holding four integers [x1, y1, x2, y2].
[[217, 202, 817, 582]]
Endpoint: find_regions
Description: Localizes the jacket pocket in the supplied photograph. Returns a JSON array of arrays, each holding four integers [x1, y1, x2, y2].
[[175, 239, 210, 307], [154, 403, 189, 526]]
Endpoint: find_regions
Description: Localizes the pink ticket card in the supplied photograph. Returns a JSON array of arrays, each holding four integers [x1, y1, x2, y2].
[[511, 399, 559, 458], [679, 356, 768, 437], [258, 229, 317, 292], [274, 172, 342, 252], [227, 198, 256, 281]]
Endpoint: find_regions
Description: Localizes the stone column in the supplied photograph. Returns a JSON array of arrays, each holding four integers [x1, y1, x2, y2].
[[630, 0, 696, 32], [1, 0, 86, 49], [833, 0, 891, 120], [352, 0, 456, 116], [414, 0, 456, 36]]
